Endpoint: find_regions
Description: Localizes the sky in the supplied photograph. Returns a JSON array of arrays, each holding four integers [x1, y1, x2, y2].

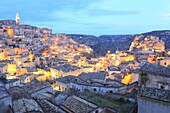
[[0, 0, 170, 36]]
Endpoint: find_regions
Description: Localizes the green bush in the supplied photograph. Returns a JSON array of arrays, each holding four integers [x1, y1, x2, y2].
[[117, 98, 125, 103]]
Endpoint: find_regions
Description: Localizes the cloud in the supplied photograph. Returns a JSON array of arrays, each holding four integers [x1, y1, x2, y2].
[[0, 0, 151, 35], [161, 13, 170, 17], [86, 9, 140, 16]]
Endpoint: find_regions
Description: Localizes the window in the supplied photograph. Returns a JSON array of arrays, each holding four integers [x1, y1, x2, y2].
[[93, 88, 96, 92], [59, 86, 61, 91], [109, 90, 113, 93], [95, 110, 99, 113], [164, 62, 167, 65], [160, 85, 165, 89]]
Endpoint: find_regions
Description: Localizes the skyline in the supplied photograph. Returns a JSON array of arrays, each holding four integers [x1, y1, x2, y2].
[[1, 0, 170, 35]]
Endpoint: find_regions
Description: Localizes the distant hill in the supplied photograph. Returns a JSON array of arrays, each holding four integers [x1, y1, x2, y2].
[[66, 30, 170, 56], [66, 34, 135, 56]]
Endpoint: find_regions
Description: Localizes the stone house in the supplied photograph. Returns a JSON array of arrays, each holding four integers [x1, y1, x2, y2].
[[159, 57, 170, 67], [60, 95, 100, 113], [55, 75, 119, 94], [22, 81, 54, 97], [139, 63, 170, 89], [78, 72, 107, 84], [1, 78, 21, 89], [19, 74, 34, 84], [60, 95, 117, 113], [107, 65, 121, 75], [138, 63, 170, 113], [0, 64, 8, 73]]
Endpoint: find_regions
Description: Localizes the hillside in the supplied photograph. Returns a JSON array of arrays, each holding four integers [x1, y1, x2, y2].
[[66, 34, 135, 56], [67, 30, 170, 56]]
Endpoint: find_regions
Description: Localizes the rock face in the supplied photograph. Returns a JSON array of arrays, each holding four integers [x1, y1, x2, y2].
[[129, 35, 165, 52]]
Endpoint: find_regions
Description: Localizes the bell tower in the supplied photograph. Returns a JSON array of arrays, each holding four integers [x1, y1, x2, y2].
[[16, 13, 20, 24]]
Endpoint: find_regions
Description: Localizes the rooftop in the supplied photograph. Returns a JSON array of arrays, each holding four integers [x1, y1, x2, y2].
[[78, 72, 106, 81], [56, 75, 76, 84], [13, 98, 43, 113], [23, 81, 51, 94], [140, 63, 170, 77], [108, 66, 120, 71], [0, 86, 9, 99], [36, 99, 66, 113], [0, 60, 13, 63], [101, 107, 117, 113], [20, 74, 32, 80], [26, 67, 37, 72], [52, 64, 80, 72], [1, 78, 19, 84], [61, 95, 98, 113], [0, 64, 6, 67]]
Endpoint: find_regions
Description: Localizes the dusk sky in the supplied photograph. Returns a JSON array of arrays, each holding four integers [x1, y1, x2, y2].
[[1, 0, 170, 36]]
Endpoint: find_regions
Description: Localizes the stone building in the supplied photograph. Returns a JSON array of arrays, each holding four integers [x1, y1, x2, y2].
[[22, 81, 54, 97], [129, 35, 165, 53], [60, 95, 117, 113], [16, 13, 20, 24], [138, 63, 170, 113], [159, 57, 170, 67], [13, 98, 43, 113]]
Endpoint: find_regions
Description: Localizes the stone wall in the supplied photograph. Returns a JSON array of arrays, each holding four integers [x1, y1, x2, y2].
[[138, 97, 170, 113], [68, 83, 119, 93], [139, 87, 170, 102], [143, 73, 170, 90]]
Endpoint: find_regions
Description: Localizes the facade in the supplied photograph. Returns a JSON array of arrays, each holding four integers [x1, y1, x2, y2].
[[159, 57, 170, 67], [2, 79, 21, 89], [55, 75, 128, 94], [138, 63, 170, 113]]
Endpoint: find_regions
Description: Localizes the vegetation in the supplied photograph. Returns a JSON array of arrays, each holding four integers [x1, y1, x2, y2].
[[79, 90, 135, 113]]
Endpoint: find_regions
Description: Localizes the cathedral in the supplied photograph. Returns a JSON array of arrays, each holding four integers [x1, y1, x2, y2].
[[16, 13, 20, 24]]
